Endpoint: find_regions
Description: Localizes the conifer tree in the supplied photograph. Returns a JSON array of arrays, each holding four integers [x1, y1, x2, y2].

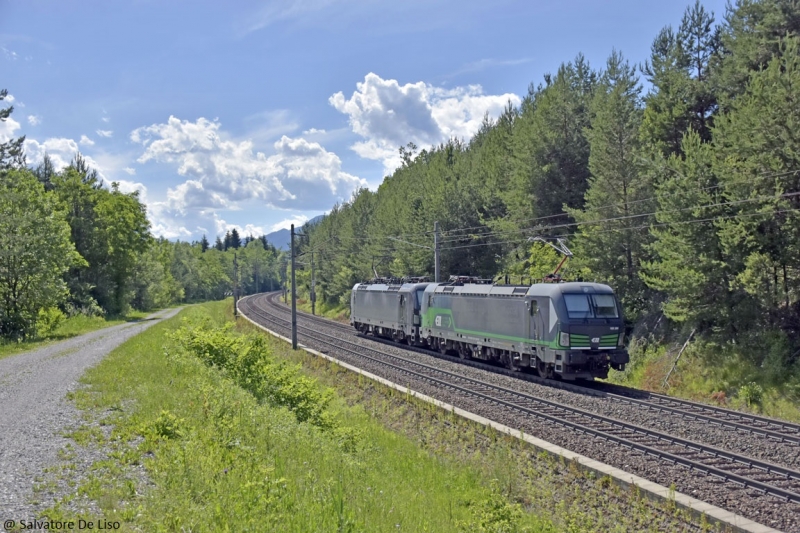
[[568, 50, 652, 319], [229, 228, 241, 249], [713, 36, 800, 335], [641, 1, 718, 157], [200, 234, 209, 252]]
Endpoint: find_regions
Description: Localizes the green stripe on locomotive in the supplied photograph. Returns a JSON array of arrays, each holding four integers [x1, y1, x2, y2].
[[423, 306, 560, 349]]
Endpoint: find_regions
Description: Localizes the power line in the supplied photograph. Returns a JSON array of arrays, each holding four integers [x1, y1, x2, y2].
[[442, 206, 800, 251], [435, 190, 800, 246]]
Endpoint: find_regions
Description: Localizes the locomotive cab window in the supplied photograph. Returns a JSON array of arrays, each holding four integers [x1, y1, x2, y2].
[[564, 294, 619, 319], [592, 294, 619, 318]]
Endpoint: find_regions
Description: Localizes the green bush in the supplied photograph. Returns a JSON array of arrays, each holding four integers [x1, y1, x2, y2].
[[170, 320, 334, 430], [150, 410, 185, 440], [458, 480, 534, 533], [36, 307, 65, 337], [738, 382, 764, 407]]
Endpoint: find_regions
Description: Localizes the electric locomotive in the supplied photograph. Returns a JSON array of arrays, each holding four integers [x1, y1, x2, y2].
[[351, 278, 628, 380], [350, 279, 431, 345]]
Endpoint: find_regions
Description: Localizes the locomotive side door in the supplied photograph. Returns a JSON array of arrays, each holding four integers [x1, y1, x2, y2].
[[398, 294, 407, 333]]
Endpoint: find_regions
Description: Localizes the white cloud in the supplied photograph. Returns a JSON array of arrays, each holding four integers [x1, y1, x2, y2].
[[269, 214, 308, 233], [24, 137, 90, 171], [79, 135, 95, 146], [0, 116, 21, 143], [115, 179, 147, 199], [215, 215, 266, 239], [303, 127, 326, 135], [4, 93, 15, 103], [131, 116, 366, 211], [2, 47, 17, 61], [241, 0, 340, 34], [96, 129, 113, 138], [101, 116, 110, 123], [330, 72, 521, 173], [123, 167, 136, 175], [27, 115, 41, 126]]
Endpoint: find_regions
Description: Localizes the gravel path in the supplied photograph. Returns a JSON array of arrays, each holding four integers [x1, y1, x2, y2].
[[0, 308, 182, 520]]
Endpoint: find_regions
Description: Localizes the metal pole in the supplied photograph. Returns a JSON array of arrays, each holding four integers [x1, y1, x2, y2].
[[311, 251, 316, 316], [434, 221, 440, 283], [233, 252, 238, 317], [290, 224, 298, 349]]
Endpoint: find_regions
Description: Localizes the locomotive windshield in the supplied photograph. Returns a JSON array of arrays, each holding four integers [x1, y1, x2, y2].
[[563, 294, 619, 319]]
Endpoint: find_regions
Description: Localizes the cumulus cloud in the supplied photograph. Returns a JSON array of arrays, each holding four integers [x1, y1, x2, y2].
[[303, 128, 326, 135], [24, 137, 104, 176], [123, 167, 136, 175], [96, 129, 113, 138], [130, 116, 366, 211], [27, 115, 41, 126], [0, 116, 21, 143], [330, 72, 521, 173], [115, 179, 147, 199], [79, 135, 95, 146], [214, 215, 266, 239], [269, 214, 309, 233]]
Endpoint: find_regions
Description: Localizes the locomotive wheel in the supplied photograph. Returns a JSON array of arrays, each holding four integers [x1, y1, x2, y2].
[[458, 344, 470, 360], [537, 359, 551, 379], [503, 352, 520, 372]]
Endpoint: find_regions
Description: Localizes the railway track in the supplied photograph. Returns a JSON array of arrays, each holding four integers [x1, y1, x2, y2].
[[263, 292, 800, 446], [240, 292, 800, 509]]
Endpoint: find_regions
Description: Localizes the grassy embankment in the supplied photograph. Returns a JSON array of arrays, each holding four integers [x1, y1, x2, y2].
[[294, 296, 350, 323], [40, 299, 718, 532], [0, 310, 151, 361], [609, 337, 800, 423]]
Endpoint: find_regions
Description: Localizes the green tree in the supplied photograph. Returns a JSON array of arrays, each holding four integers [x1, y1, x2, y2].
[[640, 1, 719, 156], [53, 165, 150, 315], [505, 56, 596, 229], [640, 132, 733, 330], [568, 50, 652, 319], [0, 169, 84, 338], [713, 36, 800, 336], [131, 238, 184, 310], [712, 0, 800, 106]]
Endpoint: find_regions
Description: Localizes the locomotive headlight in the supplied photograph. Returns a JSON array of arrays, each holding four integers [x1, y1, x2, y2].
[[559, 331, 570, 348]]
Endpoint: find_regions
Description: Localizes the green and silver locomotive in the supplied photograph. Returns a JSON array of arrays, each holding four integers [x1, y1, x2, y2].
[[351, 279, 628, 380], [420, 281, 627, 380]]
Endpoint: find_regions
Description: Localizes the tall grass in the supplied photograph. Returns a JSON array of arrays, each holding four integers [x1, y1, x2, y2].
[[48, 301, 554, 532]]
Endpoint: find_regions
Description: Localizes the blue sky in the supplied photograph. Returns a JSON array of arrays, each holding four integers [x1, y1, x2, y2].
[[1, 0, 728, 241]]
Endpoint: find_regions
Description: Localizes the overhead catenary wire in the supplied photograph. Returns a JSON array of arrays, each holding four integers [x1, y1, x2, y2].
[[293, 169, 800, 266]]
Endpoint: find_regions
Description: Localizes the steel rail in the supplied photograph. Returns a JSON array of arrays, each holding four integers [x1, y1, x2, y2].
[[241, 293, 800, 504], [271, 292, 800, 445]]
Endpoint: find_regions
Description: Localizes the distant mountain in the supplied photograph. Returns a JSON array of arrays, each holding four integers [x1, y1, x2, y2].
[[264, 214, 325, 250]]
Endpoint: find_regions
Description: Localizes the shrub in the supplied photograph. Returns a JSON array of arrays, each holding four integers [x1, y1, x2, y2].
[[150, 410, 185, 440], [170, 321, 335, 430], [738, 382, 764, 407], [458, 480, 530, 533], [36, 307, 65, 337]]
